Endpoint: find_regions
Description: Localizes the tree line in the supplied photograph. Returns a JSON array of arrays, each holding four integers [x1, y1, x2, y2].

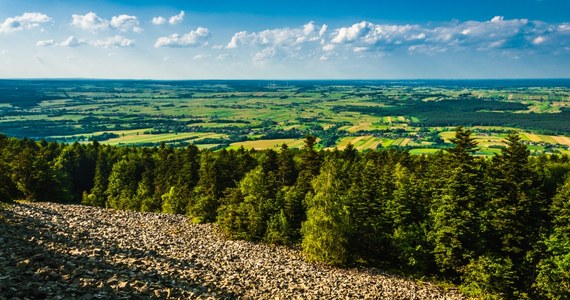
[[0, 128, 569, 299]]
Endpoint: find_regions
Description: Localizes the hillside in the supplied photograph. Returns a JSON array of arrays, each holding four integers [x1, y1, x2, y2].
[[0, 202, 465, 299]]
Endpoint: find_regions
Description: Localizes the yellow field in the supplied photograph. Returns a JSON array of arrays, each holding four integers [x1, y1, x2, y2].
[[442, 130, 570, 149], [552, 136, 570, 146], [345, 123, 373, 133], [104, 132, 225, 146], [523, 133, 542, 142], [334, 136, 383, 150], [230, 139, 305, 150]]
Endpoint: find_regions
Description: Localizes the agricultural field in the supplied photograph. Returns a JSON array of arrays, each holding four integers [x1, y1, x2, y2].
[[1, 79, 569, 155]]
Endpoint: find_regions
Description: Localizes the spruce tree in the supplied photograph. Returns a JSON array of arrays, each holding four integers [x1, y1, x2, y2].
[[535, 178, 570, 299], [430, 126, 485, 275]]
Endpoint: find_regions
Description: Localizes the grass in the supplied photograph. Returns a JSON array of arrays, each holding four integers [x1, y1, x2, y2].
[[409, 148, 442, 155], [230, 139, 304, 150]]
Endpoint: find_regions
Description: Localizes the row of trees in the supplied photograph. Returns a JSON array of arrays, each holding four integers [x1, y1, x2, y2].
[[0, 128, 568, 299]]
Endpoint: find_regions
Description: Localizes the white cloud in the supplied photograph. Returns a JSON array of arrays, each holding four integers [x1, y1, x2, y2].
[[429, 16, 531, 50], [152, 11, 184, 26], [0, 12, 52, 33], [72, 12, 141, 33], [532, 36, 546, 45], [169, 11, 185, 25], [226, 21, 326, 49], [226, 31, 248, 49], [322, 44, 335, 52], [222, 18, 570, 62], [71, 12, 109, 31], [154, 27, 210, 48], [110, 15, 142, 33], [319, 24, 328, 37], [325, 16, 563, 55], [193, 54, 211, 60], [92, 35, 135, 48], [152, 16, 166, 25], [36, 40, 57, 47], [253, 47, 276, 61], [353, 46, 369, 53], [331, 21, 421, 46], [60, 36, 86, 47], [216, 54, 230, 60], [559, 24, 570, 32]]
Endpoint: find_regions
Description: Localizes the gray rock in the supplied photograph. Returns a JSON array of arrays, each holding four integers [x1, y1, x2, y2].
[[0, 202, 466, 300]]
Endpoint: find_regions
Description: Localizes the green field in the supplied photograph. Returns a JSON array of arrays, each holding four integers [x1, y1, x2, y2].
[[1, 79, 569, 155]]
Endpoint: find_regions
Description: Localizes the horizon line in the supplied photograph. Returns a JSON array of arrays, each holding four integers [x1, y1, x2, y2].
[[1, 77, 570, 81]]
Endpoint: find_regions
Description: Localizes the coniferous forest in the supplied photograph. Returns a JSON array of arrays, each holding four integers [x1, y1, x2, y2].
[[1, 127, 569, 299]]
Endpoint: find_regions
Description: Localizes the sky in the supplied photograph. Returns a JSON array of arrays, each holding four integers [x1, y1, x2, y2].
[[0, 0, 569, 79]]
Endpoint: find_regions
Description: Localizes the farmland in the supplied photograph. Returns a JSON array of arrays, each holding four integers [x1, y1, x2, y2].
[[1, 79, 569, 155]]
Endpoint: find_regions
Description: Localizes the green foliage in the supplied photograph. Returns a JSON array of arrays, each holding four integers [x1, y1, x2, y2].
[[388, 163, 432, 272], [344, 158, 392, 260], [535, 178, 570, 299], [301, 159, 350, 266], [461, 255, 517, 299], [106, 158, 142, 210], [265, 210, 291, 245], [431, 128, 485, 275], [189, 152, 219, 222]]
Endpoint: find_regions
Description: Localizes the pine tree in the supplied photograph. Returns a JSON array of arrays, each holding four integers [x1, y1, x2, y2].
[[190, 151, 219, 222], [277, 144, 297, 187], [388, 163, 433, 272], [344, 157, 392, 260], [82, 148, 113, 207], [430, 127, 485, 275], [535, 178, 570, 299], [486, 132, 535, 256]]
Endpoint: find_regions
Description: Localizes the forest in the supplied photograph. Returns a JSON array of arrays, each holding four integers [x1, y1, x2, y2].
[[0, 127, 569, 299]]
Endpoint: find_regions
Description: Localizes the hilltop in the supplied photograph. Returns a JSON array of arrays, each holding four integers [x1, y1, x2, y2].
[[0, 201, 464, 299]]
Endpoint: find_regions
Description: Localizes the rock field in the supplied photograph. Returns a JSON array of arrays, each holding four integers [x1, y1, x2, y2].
[[0, 202, 466, 299]]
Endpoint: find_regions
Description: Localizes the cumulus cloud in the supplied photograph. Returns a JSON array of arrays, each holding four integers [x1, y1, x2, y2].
[[253, 47, 276, 61], [151, 11, 184, 26], [152, 17, 166, 25], [110, 15, 142, 33], [154, 27, 210, 48], [0, 12, 52, 33], [532, 36, 546, 45], [36, 40, 57, 47], [71, 12, 109, 31], [37, 35, 134, 48], [193, 54, 211, 60], [226, 21, 326, 49], [324, 16, 570, 56], [92, 35, 135, 48], [72, 12, 141, 33], [331, 21, 422, 46], [60, 36, 86, 47], [169, 11, 185, 25], [429, 16, 532, 50]]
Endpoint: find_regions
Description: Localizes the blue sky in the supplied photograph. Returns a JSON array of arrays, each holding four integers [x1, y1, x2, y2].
[[0, 0, 569, 79]]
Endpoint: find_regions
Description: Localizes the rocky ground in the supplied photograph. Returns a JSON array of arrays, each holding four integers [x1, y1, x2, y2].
[[0, 202, 466, 299]]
